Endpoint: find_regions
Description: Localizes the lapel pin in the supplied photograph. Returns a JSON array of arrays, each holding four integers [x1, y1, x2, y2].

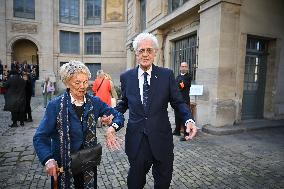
[[155, 75, 157, 79]]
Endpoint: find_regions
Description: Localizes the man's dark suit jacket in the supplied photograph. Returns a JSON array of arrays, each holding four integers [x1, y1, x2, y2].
[[116, 65, 194, 161], [176, 73, 191, 104]]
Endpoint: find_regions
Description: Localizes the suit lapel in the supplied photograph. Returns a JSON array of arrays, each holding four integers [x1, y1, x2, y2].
[[130, 67, 144, 111], [147, 65, 159, 113]]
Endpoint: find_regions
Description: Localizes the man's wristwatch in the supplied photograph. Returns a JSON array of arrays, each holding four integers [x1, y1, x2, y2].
[[110, 123, 119, 131]]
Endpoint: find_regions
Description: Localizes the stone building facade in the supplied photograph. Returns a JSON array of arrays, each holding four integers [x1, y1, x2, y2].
[[0, 0, 127, 93], [126, 0, 284, 127]]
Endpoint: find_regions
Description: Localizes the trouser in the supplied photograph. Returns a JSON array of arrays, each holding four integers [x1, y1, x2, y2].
[[11, 111, 25, 123], [51, 168, 97, 189], [43, 92, 52, 107], [173, 102, 191, 136], [127, 134, 174, 189], [25, 97, 32, 119], [73, 168, 97, 188]]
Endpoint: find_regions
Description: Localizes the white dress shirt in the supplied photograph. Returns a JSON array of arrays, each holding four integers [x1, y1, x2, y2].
[[138, 65, 152, 104]]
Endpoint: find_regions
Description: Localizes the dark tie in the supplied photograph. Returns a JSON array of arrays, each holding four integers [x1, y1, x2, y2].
[[143, 72, 150, 111]]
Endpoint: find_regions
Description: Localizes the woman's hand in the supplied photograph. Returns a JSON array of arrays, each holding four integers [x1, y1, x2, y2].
[[105, 127, 122, 151], [45, 159, 58, 181]]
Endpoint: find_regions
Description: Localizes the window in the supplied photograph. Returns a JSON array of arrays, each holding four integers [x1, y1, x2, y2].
[[60, 62, 68, 67], [168, 0, 189, 13], [85, 0, 101, 25], [85, 63, 101, 80], [85, 33, 101, 55], [60, 31, 80, 54], [140, 0, 146, 31], [14, 0, 35, 19], [60, 0, 80, 25], [172, 35, 197, 81]]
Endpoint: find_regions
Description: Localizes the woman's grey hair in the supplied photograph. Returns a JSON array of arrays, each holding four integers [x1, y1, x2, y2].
[[59, 60, 91, 84], [132, 32, 159, 52]]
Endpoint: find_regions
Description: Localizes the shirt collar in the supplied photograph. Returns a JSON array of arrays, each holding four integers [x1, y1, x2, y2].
[[138, 65, 152, 78], [70, 93, 86, 106]]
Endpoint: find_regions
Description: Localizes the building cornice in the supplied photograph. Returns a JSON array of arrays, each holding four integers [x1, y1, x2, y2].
[[199, 0, 242, 14]]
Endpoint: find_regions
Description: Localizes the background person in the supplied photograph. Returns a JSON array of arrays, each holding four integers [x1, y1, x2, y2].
[[33, 60, 124, 188], [172, 62, 192, 141], [4, 70, 26, 127], [92, 70, 112, 106], [104, 73, 118, 107], [23, 73, 33, 122], [41, 76, 53, 108]]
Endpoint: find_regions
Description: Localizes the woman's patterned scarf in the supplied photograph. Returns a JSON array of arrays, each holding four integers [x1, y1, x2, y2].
[[56, 90, 98, 188]]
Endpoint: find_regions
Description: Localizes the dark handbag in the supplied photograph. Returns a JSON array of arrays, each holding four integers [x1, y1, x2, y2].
[[71, 143, 102, 175]]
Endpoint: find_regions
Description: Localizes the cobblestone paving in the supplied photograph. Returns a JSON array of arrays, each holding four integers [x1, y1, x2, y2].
[[0, 94, 283, 189]]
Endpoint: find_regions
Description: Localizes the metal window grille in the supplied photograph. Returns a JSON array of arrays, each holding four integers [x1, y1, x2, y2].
[[172, 35, 197, 81]]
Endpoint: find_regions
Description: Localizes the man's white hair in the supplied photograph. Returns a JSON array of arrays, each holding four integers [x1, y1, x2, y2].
[[59, 60, 91, 84], [132, 32, 159, 51]]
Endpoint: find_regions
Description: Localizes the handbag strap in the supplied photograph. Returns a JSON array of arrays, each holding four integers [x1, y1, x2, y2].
[[96, 78, 105, 93]]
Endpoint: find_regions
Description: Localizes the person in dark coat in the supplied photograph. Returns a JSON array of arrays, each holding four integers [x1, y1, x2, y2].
[[172, 62, 192, 141], [33, 60, 124, 188], [4, 70, 26, 127], [23, 73, 33, 122], [107, 33, 197, 189]]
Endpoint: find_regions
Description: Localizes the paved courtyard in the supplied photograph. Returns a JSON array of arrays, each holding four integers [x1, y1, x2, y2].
[[0, 94, 283, 189]]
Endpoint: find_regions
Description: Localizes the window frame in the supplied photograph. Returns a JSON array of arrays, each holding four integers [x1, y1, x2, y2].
[[13, 0, 35, 19], [84, 0, 102, 25], [168, 0, 189, 13], [59, 0, 80, 25], [60, 30, 80, 54], [84, 32, 101, 55]]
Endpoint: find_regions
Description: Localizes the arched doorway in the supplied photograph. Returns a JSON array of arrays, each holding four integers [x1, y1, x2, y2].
[[11, 39, 39, 78]]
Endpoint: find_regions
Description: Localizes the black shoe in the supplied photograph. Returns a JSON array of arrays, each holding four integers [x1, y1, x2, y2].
[[180, 137, 187, 141], [9, 123, 18, 127], [20, 122, 24, 126], [26, 118, 33, 122], [172, 131, 181, 136]]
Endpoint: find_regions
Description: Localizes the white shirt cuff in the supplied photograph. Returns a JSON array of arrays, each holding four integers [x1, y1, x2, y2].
[[111, 123, 119, 130], [185, 119, 195, 125], [45, 159, 55, 166]]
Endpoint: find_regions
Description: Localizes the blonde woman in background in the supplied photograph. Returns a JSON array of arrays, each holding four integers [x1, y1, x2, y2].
[[104, 73, 118, 107], [41, 76, 55, 108]]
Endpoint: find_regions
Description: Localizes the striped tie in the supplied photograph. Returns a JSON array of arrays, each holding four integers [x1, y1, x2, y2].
[[143, 72, 150, 112]]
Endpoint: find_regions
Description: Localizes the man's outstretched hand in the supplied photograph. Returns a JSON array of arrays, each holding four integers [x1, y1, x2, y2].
[[105, 127, 122, 151], [185, 122, 197, 141]]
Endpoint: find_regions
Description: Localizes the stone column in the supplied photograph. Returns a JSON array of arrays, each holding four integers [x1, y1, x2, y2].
[[198, 0, 241, 127]]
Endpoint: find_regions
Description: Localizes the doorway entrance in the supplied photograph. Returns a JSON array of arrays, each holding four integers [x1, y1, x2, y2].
[[242, 37, 268, 120], [12, 39, 39, 78]]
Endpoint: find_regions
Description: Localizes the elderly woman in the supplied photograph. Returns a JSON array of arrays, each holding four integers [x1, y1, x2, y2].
[[33, 60, 124, 188]]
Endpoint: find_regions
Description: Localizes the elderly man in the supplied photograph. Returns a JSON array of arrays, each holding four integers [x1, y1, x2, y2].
[[106, 33, 197, 189]]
